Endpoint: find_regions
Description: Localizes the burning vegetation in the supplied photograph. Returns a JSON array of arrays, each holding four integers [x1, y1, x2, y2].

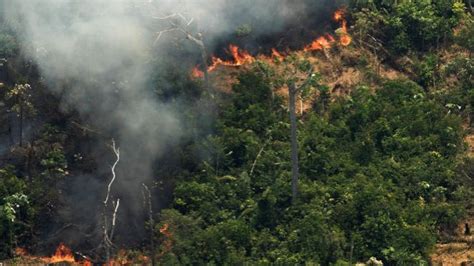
[[1, 0, 473, 265], [191, 8, 352, 78], [14, 244, 90, 265], [13, 243, 155, 265]]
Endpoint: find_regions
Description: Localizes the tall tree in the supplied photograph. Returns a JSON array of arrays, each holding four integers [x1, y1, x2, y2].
[[277, 55, 317, 203], [4, 83, 35, 147]]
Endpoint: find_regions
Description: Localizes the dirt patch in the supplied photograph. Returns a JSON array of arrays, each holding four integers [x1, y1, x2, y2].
[[431, 242, 473, 266], [198, 44, 409, 122], [431, 215, 474, 265]]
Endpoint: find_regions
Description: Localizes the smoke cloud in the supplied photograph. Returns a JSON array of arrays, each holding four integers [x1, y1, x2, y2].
[[3, 0, 344, 249]]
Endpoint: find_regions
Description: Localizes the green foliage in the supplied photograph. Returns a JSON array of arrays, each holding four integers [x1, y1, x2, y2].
[[1, 194, 28, 223], [222, 70, 284, 136], [441, 56, 474, 125], [3, 83, 36, 117], [352, 0, 465, 53], [414, 54, 440, 87], [235, 24, 252, 37], [20, 124, 69, 242], [453, 7, 474, 52], [0, 2, 471, 264], [0, 166, 33, 259], [156, 67, 468, 264], [40, 147, 68, 178]]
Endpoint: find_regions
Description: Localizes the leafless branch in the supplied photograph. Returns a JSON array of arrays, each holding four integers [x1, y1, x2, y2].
[[291, 66, 314, 94], [150, 9, 213, 95], [250, 144, 266, 177], [71, 121, 106, 137], [154, 28, 178, 45], [104, 139, 120, 205], [152, 14, 179, 20], [152, 12, 194, 25], [47, 223, 95, 240], [152, 12, 195, 44], [100, 139, 121, 262], [109, 199, 120, 241]]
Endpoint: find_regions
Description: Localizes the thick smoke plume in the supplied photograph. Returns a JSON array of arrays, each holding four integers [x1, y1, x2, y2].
[[4, 0, 182, 248], [3, 0, 344, 249]]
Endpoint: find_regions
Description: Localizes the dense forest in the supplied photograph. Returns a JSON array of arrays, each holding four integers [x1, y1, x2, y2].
[[0, 0, 473, 265]]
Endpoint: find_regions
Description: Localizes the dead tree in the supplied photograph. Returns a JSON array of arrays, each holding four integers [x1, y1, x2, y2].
[[250, 144, 267, 177], [285, 65, 314, 204], [186, 32, 212, 96], [153, 13, 213, 96], [101, 139, 120, 262]]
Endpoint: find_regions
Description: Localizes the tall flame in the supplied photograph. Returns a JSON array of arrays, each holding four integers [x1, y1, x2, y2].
[[208, 44, 256, 72], [46, 243, 76, 264], [191, 8, 352, 78], [333, 8, 352, 46]]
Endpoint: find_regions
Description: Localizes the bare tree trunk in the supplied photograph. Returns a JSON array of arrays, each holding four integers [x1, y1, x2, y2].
[[102, 140, 120, 263], [199, 45, 211, 95], [153, 13, 214, 99], [250, 144, 266, 177], [288, 84, 299, 204], [103, 199, 120, 263], [187, 33, 212, 97]]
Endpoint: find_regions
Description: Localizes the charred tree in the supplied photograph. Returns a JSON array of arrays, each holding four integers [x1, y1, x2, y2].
[[100, 139, 121, 262], [185, 32, 212, 96], [153, 13, 213, 97]]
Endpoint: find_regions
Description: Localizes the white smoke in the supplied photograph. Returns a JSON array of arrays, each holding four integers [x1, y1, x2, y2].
[[2, 0, 343, 246]]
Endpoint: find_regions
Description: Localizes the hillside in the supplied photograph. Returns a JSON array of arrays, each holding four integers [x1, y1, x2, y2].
[[1, 1, 473, 265]]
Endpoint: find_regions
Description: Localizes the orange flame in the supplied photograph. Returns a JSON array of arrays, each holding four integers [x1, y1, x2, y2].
[[340, 34, 352, 46], [207, 44, 256, 73], [192, 66, 204, 78], [15, 247, 29, 257], [16, 244, 92, 265], [304, 35, 336, 51], [333, 9, 344, 22], [228, 44, 255, 65], [333, 8, 352, 46], [158, 223, 173, 259], [106, 250, 131, 266], [46, 243, 76, 264], [191, 8, 352, 78], [271, 48, 284, 60], [160, 223, 172, 238]]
